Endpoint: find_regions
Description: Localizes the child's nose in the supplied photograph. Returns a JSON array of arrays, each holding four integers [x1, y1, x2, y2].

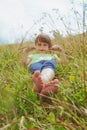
[[40, 45, 43, 49]]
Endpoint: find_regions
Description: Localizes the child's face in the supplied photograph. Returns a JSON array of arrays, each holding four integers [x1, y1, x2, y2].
[[35, 42, 49, 53]]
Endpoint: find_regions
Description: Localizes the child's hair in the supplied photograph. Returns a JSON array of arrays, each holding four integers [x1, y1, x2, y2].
[[35, 34, 52, 48]]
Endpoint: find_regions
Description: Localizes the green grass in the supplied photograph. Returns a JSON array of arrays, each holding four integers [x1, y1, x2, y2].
[[0, 38, 87, 130]]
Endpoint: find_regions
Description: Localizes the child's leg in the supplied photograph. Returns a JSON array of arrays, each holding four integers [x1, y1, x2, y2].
[[41, 68, 55, 83], [40, 59, 57, 83]]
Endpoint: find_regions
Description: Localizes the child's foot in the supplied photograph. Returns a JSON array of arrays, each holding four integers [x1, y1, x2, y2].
[[39, 79, 58, 104], [40, 79, 59, 95], [41, 85, 58, 95], [45, 79, 59, 87], [32, 71, 43, 94]]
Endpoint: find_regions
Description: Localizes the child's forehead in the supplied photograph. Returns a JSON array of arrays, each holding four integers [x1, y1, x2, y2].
[[36, 41, 49, 44]]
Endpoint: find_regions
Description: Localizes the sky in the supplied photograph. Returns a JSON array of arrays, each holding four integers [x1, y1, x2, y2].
[[0, 0, 86, 44]]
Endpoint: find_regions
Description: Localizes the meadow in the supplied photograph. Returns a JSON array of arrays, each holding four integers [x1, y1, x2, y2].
[[0, 33, 87, 130]]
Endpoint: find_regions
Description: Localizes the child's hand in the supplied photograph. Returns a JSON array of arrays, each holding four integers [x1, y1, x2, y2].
[[51, 45, 63, 52]]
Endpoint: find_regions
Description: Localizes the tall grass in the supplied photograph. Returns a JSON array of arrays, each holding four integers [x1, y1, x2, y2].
[[0, 1, 87, 129], [0, 33, 87, 130]]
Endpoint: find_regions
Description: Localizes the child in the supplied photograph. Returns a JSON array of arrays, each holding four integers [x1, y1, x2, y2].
[[21, 34, 66, 99]]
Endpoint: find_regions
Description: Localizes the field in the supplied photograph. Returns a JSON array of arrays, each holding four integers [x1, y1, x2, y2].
[[0, 33, 87, 130]]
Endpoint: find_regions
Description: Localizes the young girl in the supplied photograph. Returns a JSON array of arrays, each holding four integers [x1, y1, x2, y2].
[[21, 34, 66, 99]]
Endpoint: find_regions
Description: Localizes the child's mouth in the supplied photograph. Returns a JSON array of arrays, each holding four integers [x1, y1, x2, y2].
[[39, 50, 45, 52]]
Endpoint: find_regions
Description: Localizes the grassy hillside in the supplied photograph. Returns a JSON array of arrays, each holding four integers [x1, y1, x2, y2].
[[0, 34, 87, 130]]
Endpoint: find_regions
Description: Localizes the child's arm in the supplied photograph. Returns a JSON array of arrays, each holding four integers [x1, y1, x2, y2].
[[21, 57, 32, 68], [51, 45, 67, 64], [21, 47, 35, 68]]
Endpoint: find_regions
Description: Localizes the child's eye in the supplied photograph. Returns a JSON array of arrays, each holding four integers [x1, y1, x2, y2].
[[38, 43, 41, 46], [44, 44, 47, 46]]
